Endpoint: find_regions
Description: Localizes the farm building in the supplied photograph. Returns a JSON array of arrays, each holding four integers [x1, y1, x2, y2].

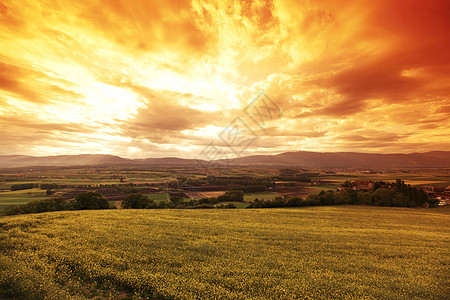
[[352, 180, 375, 191]]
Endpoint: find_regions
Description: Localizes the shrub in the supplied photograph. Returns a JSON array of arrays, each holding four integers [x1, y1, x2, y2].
[[74, 192, 110, 210], [40, 183, 58, 190], [116, 186, 139, 194], [1, 197, 69, 216], [197, 197, 219, 205], [217, 190, 244, 202], [123, 193, 151, 209], [170, 196, 184, 206], [11, 183, 35, 191]]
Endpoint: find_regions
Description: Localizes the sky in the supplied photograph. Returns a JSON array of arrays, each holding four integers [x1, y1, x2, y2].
[[0, 0, 449, 159]]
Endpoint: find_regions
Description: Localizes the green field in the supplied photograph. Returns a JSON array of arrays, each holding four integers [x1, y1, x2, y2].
[[214, 201, 250, 208], [243, 191, 279, 202], [316, 172, 450, 187], [0, 188, 49, 211], [0, 206, 448, 299], [233, 202, 250, 209], [146, 192, 170, 202], [308, 185, 339, 191]]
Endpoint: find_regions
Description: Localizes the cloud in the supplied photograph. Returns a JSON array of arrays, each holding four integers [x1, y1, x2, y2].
[[0, 60, 81, 104], [253, 0, 450, 119], [127, 97, 215, 133], [0, 114, 98, 133], [77, 0, 213, 60], [0, 0, 449, 157], [108, 85, 228, 151], [338, 132, 404, 143]]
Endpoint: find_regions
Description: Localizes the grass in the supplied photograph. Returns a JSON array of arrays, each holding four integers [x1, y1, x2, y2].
[[0, 188, 49, 210], [243, 191, 279, 202], [0, 188, 44, 195], [146, 193, 170, 202], [234, 202, 250, 209], [317, 172, 450, 187], [214, 201, 250, 208], [309, 185, 339, 191], [0, 206, 448, 299]]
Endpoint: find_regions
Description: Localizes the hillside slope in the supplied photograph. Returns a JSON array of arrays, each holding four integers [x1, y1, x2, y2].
[[0, 206, 448, 299], [225, 151, 450, 168], [0, 151, 449, 168]]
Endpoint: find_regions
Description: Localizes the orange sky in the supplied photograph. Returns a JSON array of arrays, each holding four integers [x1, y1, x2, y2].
[[0, 0, 449, 158]]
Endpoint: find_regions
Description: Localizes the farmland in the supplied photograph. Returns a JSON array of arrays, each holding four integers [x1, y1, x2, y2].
[[0, 188, 49, 211], [243, 191, 279, 202], [1, 206, 449, 299], [0, 166, 449, 210]]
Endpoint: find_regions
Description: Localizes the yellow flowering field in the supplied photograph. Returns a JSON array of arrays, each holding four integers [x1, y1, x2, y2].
[[0, 206, 449, 299]]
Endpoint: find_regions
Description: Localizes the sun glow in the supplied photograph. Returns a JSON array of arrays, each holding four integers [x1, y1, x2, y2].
[[0, 0, 448, 157]]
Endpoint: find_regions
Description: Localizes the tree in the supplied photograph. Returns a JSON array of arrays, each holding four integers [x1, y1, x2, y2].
[[305, 193, 319, 205], [170, 195, 183, 206], [41, 183, 58, 190], [2, 197, 68, 216], [74, 192, 110, 210], [320, 190, 335, 205], [347, 189, 359, 204], [334, 191, 350, 205], [342, 180, 352, 188], [123, 193, 150, 209], [287, 197, 302, 207], [217, 190, 244, 202], [370, 188, 394, 206], [117, 186, 139, 194], [11, 183, 35, 191]]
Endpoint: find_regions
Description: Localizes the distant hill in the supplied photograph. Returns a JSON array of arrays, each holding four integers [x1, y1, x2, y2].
[[223, 151, 450, 168], [136, 157, 203, 166], [0, 154, 130, 168], [0, 151, 449, 169]]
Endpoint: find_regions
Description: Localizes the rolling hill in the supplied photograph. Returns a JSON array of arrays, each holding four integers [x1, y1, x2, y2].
[[1, 207, 449, 299], [0, 154, 130, 168], [223, 151, 450, 168], [0, 151, 449, 169]]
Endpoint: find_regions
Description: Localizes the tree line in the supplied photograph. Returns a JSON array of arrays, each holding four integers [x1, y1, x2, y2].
[[1, 192, 112, 216], [248, 180, 436, 208], [121, 190, 244, 209], [10, 183, 38, 191], [2, 180, 435, 216], [1, 190, 245, 215]]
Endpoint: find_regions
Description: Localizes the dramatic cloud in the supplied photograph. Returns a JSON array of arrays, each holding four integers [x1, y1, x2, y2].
[[0, 0, 449, 158]]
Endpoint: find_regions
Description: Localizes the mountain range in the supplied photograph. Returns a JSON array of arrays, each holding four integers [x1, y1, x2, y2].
[[0, 151, 449, 169]]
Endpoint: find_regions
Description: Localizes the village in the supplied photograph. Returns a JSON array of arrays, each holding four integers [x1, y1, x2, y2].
[[338, 179, 450, 206]]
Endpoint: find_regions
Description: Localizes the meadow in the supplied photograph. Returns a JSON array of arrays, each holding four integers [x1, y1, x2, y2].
[[243, 191, 279, 202], [144, 193, 170, 202], [0, 206, 448, 299], [0, 188, 49, 211]]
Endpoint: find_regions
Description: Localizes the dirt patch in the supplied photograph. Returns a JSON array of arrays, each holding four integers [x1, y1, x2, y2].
[[139, 187, 160, 194], [184, 191, 205, 199], [179, 185, 228, 192]]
